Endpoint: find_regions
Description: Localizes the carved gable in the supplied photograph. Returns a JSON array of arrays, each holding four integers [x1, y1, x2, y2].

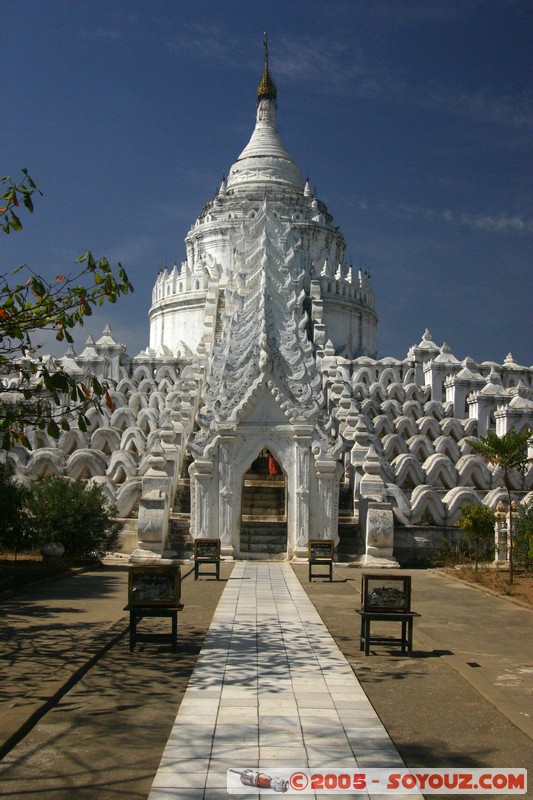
[[237, 385, 294, 425], [193, 201, 325, 451]]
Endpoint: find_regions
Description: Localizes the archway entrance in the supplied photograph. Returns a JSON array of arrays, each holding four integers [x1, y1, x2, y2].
[[240, 449, 288, 558]]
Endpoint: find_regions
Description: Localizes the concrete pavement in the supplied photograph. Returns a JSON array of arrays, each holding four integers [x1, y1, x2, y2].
[[0, 561, 131, 758], [0, 560, 532, 799], [297, 565, 533, 740]]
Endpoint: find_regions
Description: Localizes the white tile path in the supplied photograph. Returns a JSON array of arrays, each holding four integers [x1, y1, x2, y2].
[[148, 562, 420, 800]]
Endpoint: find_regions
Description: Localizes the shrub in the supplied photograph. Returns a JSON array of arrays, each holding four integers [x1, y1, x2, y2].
[[25, 476, 122, 561], [0, 463, 34, 557], [457, 503, 495, 572], [433, 535, 476, 567]]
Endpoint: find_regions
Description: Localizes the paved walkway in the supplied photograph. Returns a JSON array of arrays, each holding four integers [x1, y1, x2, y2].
[[2, 562, 533, 798], [148, 562, 422, 800]]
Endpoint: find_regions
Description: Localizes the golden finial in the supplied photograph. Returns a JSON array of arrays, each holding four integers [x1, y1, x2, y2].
[[257, 33, 277, 102]]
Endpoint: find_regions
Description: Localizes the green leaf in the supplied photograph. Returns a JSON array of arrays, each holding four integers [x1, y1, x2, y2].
[[31, 277, 46, 297], [48, 372, 70, 392], [9, 211, 22, 231], [47, 420, 60, 438]]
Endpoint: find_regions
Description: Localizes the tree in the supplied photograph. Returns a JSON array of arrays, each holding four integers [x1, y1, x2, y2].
[[1, 170, 134, 449], [25, 476, 122, 560], [469, 428, 532, 582], [456, 503, 495, 575], [513, 500, 533, 571]]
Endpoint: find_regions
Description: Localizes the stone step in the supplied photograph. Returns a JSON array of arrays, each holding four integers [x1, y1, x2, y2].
[[173, 483, 191, 514], [243, 478, 285, 488], [241, 533, 287, 546], [339, 489, 353, 519], [181, 456, 194, 479], [242, 485, 285, 516], [242, 541, 287, 554], [337, 521, 363, 561], [240, 524, 287, 536], [242, 494, 285, 505], [242, 507, 285, 517], [242, 503, 286, 515], [242, 509, 286, 518], [242, 487, 285, 498], [240, 524, 287, 555], [167, 516, 193, 560], [242, 485, 284, 495], [164, 542, 193, 560], [170, 514, 190, 526]]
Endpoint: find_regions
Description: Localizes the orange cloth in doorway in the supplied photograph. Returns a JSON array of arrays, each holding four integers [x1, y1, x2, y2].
[[268, 455, 281, 476]]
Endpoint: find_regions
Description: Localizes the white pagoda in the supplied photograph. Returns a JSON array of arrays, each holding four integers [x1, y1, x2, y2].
[[5, 45, 533, 565]]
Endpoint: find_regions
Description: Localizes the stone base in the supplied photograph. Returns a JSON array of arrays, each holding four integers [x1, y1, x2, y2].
[[117, 530, 138, 554], [129, 548, 165, 563], [360, 554, 399, 568], [292, 547, 310, 560]]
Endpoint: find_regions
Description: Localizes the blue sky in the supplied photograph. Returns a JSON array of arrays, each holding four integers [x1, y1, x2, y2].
[[3, 0, 532, 366]]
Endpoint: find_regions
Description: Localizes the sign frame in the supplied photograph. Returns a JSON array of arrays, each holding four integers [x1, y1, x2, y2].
[[128, 564, 181, 608]]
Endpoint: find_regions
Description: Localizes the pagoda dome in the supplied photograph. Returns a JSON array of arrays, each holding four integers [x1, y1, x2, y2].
[[226, 46, 303, 192]]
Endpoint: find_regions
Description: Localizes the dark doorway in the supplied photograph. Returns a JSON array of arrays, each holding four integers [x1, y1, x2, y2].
[[240, 449, 288, 557]]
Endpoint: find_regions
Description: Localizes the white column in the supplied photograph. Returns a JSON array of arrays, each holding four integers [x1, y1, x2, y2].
[[292, 433, 312, 558], [189, 458, 214, 540], [218, 434, 236, 556], [315, 460, 342, 548]]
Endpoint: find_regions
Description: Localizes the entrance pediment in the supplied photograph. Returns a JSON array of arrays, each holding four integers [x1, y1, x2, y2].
[[237, 385, 293, 425]]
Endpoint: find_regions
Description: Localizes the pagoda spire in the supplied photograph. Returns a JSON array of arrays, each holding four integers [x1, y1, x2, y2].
[[257, 33, 277, 103]]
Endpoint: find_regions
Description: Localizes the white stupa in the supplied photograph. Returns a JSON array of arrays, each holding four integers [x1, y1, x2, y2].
[[4, 43, 532, 564], [149, 45, 377, 362]]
